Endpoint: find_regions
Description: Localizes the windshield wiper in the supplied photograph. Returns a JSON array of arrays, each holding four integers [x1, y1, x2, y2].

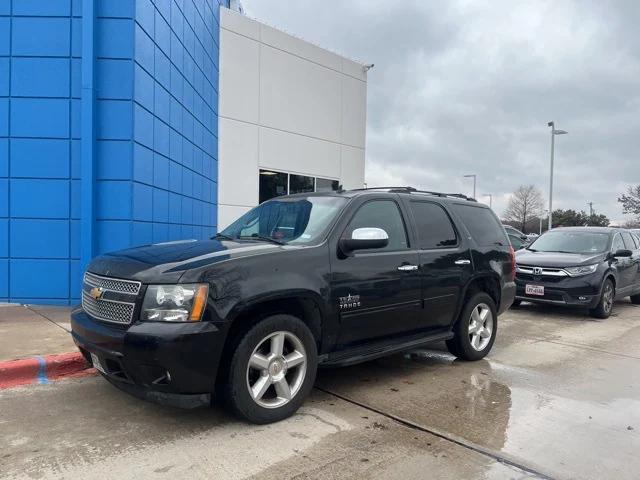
[[239, 234, 285, 245], [212, 233, 236, 241], [526, 247, 537, 252]]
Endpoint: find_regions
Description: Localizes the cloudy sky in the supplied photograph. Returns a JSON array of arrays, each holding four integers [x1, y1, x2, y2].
[[241, 0, 639, 224]]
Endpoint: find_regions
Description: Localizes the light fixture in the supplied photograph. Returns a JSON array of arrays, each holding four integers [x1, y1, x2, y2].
[[260, 171, 278, 176]]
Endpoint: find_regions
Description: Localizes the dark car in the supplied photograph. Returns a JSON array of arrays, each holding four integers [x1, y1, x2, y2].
[[71, 187, 515, 423], [514, 227, 640, 318]]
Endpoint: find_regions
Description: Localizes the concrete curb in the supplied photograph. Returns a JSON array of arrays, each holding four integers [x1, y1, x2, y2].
[[0, 352, 96, 390]]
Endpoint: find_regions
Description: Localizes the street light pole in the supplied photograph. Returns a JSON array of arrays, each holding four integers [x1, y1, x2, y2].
[[483, 193, 492, 209], [547, 122, 568, 231], [464, 174, 476, 198]]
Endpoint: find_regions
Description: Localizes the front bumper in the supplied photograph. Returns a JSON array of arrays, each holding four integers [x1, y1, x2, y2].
[[71, 307, 229, 399], [515, 274, 601, 308]]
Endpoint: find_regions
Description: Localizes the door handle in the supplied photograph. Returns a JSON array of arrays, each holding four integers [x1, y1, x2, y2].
[[455, 259, 471, 265], [397, 264, 418, 272]]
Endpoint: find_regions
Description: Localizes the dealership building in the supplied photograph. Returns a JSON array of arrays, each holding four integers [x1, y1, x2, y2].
[[0, 1, 368, 304]]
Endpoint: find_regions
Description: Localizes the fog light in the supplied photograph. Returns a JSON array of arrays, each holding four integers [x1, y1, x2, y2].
[[578, 296, 587, 301]]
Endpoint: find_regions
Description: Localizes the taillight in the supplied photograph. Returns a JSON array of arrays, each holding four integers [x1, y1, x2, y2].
[[508, 246, 516, 281]]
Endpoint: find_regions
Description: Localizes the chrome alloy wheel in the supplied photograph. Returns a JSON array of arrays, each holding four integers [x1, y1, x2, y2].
[[602, 282, 614, 314], [468, 303, 494, 351], [246, 331, 307, 409]]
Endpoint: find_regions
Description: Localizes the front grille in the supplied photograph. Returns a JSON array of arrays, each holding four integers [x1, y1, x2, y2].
[[84, 271, 141, 295], [516, 265, 568, 277], [82, 291, 135, 325], [82, 272, 140, 325]]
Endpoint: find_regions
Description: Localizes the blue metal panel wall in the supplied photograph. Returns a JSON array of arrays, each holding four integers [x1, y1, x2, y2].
[[130, 0, 222, 247], [0, 0, 225, 305], [1, 0, 79, 305]]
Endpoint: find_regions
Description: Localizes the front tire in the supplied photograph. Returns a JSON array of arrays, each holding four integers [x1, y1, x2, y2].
[[225, 314, 317, 424], [590, 279, 615, 319], [630, 293, 640, 305], [446, 292, 498, 361]]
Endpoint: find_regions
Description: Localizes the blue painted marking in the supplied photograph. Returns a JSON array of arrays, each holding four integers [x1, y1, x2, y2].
[[36, 356, 51, 385]]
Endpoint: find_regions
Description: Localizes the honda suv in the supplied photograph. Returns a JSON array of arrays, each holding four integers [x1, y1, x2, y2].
[[71, 187, 516, 424], [514, 227, 640, 318]]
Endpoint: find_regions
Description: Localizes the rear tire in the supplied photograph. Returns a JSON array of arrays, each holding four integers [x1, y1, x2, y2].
[[446, 292, 498, 361], [589, 279, 614, 319], [630, 294, 640, 305], [224, 314, 317, 424]]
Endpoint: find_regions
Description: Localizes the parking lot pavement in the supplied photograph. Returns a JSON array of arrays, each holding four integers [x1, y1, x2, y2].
[[318, 300, 640, 480], [1, 302, 638, 480]]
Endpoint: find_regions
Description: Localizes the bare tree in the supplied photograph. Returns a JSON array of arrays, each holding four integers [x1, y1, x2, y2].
[[618, 185, 640, 220], [503, 185, 544, 233]]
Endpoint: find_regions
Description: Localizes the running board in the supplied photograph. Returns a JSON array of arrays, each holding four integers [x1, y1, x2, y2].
[[319, 331, 454, 368]]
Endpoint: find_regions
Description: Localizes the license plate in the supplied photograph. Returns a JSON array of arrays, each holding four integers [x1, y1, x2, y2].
[[525, 284, 544, 296], [90, 353, 106, 374]]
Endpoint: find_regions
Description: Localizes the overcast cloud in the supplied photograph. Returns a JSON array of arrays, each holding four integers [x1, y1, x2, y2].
[[241, 0, 639, 223]]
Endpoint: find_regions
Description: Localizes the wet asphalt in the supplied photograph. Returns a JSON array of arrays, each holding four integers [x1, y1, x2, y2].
[[1, 300, 639, 479]]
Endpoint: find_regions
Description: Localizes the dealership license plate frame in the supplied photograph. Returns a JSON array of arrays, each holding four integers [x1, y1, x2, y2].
[[525, 284, 545, 296]]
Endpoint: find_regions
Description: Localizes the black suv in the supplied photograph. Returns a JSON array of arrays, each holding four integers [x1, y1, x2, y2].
[[514, 227, 640, 318], [71, 187, 515, 423]]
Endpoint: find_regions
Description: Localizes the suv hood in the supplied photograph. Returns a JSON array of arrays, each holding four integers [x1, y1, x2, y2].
[[87, 239, 286, 283], [515, 249, 606, 268]]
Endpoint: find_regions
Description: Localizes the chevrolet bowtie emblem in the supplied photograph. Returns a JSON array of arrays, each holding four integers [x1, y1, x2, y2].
[[90, 287, 104, 300]]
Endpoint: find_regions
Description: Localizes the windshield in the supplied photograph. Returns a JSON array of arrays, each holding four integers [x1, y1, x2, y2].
[[220, 196, 347, 245], [528, 231, 610, 254]]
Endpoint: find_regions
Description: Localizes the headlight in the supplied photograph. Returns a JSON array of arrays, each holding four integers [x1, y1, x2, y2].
[[564, 264, 598, 277], [141, 284, 208, 322]]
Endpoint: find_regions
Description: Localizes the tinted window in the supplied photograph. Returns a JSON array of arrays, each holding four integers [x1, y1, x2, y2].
[[345, 200, 408, 251], [621, 231, 635, 250], [611, 234, 625, 251], [259, 170, 288, 203], [451, 204, 508, 246], [410, 202, 457, 249], [290, 174, 314, 195], [316, 178, 340, 193]]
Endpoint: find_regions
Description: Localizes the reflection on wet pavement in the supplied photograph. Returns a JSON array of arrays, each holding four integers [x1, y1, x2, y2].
[[317, 301, 640, 480]]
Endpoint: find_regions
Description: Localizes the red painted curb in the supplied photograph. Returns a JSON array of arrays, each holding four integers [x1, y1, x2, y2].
[[0, 352, 94, 390], [0, 357, 39, 389]]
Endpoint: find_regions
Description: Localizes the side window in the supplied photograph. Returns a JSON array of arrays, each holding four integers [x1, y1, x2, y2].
[[345, 200, 408, 251], [410, 202, 457, 249], [509, 234, 523, 250], [612, 234, 625, 251], [621, 231, 635, 250]]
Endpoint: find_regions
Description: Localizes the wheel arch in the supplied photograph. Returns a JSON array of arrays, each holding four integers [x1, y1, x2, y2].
[[454, 274, 501, 325], [215, 291, 325, 388]]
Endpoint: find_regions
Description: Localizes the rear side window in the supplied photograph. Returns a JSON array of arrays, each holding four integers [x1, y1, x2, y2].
[[451, 204, 508, 247], [410, 202, 457, 249]]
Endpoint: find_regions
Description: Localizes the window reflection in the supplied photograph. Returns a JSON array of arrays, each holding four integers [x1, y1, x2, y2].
[[258, 170, 340, 203]]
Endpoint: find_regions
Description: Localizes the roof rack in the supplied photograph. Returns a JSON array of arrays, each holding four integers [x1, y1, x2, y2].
[[352, 186, 477, 202]]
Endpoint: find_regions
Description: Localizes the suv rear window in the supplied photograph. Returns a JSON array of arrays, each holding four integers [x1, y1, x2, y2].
[[451, 204, 508, 247]]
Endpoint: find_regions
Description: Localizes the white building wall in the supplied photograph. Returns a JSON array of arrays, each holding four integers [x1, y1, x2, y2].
[[217, 8, 367, 229]]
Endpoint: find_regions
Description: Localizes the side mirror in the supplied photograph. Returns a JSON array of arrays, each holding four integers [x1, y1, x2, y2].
[[339, 227, 389, 254], [613, 249, 633, 258]]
